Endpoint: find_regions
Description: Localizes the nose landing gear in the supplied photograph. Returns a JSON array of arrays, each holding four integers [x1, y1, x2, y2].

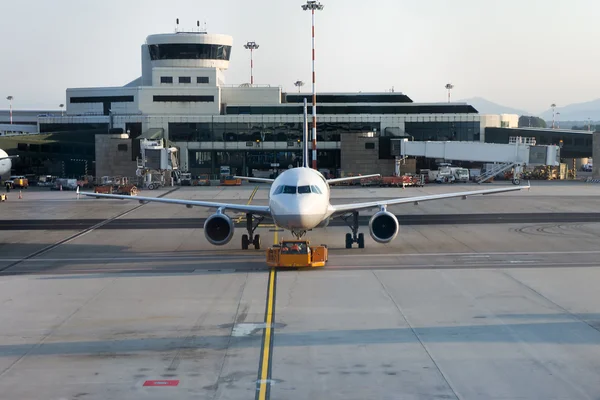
[[242, 213, 263, 250], [341, 211, 365, 249]]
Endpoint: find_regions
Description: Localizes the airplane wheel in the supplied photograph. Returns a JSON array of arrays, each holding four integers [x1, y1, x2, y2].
[[512, 178, 521, 186], [253, 234, 261, 250], [357, 233, 365, 249], [242, 234, 249, 250], [345, 233, 353, 249]]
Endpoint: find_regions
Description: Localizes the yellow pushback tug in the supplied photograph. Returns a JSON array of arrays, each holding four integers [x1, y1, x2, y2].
[[266, 240, 328, 268]]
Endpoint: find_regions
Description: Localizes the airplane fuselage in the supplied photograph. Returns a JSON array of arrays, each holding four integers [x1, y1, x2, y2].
[[0, 149, 11, 177], [267, 167, 332, 232]]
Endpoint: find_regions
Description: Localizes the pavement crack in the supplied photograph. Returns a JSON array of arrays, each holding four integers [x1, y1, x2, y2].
[[0, 277, 116, 379], [371, 270, 461, 400], [166, 275, 237, 373], [502, 271, 600, 336], [210, 272, 249, 400]]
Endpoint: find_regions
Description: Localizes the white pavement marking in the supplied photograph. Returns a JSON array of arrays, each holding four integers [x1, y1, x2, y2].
[[231, 323, 269, 337], [4, 249, 600, 263]]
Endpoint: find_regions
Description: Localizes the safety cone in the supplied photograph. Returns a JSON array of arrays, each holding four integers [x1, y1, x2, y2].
[[18, 190, 22, 199]]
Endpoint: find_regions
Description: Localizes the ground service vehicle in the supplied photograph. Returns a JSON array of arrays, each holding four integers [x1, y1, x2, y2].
[[6, 176, 28, 189], [453, 168, 470, 183], [266, 240, 328, 268], [180, 172, 193, 186], [221, 175, 242, 186], [197, 174, 211, 186]]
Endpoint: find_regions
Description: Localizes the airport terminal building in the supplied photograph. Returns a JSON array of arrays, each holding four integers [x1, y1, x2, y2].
[[0, 29, 593, 178]]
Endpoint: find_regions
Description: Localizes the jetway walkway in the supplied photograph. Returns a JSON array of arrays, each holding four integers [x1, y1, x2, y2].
[[391, 137, 561, 184]]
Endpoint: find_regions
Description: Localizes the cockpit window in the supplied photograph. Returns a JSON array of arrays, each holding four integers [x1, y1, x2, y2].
[[274, 185, 322, 195], [310, 185, 322, 194]]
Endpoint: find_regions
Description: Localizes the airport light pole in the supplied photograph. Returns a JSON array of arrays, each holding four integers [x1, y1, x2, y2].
[[445, 83, 454, 103], [6, 96, 13, 124], [556, 112, 561, 129], [294, 80, 305, 93], [551, 103, 556, 129], [302, 0, 324, 170], [59, 103, 64, 117], [243, 41, 259, 85]]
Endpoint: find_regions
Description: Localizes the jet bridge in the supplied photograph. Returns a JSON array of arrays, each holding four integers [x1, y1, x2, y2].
[[392, 137, 561, 185]]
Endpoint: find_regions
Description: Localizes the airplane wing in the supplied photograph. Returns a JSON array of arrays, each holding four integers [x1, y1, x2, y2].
[[327, 174, 380, 184], [82, 192, 271, 216], [233, 176, 275, 184], [330, 184, 529, 215]]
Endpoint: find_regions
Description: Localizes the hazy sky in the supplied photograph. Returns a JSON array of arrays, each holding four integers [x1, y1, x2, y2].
[[1, 0, 598, 114]]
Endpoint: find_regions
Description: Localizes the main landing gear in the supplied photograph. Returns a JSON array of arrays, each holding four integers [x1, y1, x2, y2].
[[342, 211, 365, 249], [242, 213, 263, 250]]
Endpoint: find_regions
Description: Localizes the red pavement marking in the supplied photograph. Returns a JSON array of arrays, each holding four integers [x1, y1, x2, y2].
[[143, 380, 179, 387]]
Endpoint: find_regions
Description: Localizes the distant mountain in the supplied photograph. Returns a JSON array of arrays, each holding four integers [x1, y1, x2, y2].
[[458, 97, 530, 116], [539, 98, 600, 122]]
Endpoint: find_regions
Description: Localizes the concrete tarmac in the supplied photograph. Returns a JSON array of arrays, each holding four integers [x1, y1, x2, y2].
[[1, 182, 600, 399]]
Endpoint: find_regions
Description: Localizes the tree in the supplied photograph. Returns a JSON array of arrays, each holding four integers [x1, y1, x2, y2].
[[518, 116, 547, 128]]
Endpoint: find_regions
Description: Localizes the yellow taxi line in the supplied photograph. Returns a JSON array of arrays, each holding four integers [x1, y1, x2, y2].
[[235, 186, 259, 223], [257, 268, 276, 400]]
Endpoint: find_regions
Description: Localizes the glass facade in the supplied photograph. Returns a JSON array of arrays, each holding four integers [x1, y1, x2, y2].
[[148, 44, 231, 61], [153, 95, 214, 102], [188, 149, 339, 175], [285, 94, 413, 104], [170, 122, 379, 142], [40, 123, 109, 133], [226, 104, 478, 115], [405, 121, 480, 142], [485, 128, 592, 158]]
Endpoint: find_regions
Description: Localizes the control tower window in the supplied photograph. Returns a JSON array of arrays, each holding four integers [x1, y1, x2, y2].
[[179, 76, 191, 84], [197, 77, 209, 84], [149, 44, 232, 61], [161, 76, 173, 84]]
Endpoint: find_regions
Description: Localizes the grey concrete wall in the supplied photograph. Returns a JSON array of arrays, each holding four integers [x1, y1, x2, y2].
[[340, 133, 394, 176], [594, 132, 600, 179], [95, 135, 138, 180]]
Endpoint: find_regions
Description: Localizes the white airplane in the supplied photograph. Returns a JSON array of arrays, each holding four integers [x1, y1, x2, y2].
[[84, 144, 529, 250], [0, 149, 18, 178]]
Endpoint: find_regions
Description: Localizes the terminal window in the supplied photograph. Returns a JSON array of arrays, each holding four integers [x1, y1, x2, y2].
[[153, 95, 215, 102], [161, 76, 173, 84], [179, 76, 191, 84], [117, 144, 128, 152], [197, 77, 209, 84], [365, 142, 375, 149]]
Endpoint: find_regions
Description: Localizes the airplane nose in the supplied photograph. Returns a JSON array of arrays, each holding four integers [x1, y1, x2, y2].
[[272, 195, 325, 229]]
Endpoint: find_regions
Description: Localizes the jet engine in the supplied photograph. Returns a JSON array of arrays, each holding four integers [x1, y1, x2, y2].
[[368, 210, 399, 243], [204, 213, 234, 245]]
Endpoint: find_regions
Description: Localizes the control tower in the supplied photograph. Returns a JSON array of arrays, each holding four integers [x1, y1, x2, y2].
[[140, 31, 233, 86]]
